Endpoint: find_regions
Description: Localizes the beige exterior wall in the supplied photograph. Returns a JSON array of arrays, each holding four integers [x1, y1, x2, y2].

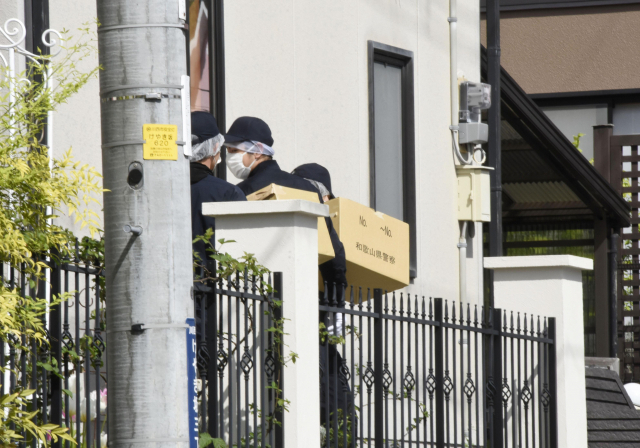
[[225, 0, 482, 300], [481, 4, 640, 94]]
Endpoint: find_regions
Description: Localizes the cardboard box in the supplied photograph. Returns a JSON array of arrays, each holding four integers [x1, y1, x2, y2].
[[246, 184, 335, 264], [327, 197, 410, 294]]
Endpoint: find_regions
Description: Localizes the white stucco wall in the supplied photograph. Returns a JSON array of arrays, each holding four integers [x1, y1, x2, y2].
[[224, 0, 482, 302], [0, 0, 483, 302], [0, 0, 22, 26], [0, 0, 100, 237], [48, 0, 102, 237]]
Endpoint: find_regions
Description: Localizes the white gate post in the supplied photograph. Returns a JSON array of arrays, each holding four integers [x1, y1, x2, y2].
[[204, 199, 326, 448], [485, 255, 592, 448]]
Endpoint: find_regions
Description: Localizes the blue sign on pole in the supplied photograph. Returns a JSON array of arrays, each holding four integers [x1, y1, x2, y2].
[[186, 318, 199, 448]]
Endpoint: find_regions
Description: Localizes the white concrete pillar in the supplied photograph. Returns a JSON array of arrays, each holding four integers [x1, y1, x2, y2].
[[484, 255, 592, 448], [203, 200, 326, 448]]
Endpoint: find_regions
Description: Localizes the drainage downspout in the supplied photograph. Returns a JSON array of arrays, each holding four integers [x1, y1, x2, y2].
[[459, 222, 468, 304], [450, 0, 469, 304], [609, 231, 619, 358], [449, 0, 458, 156], [449, 0, 472, 167], [486, 0, 502, 308]]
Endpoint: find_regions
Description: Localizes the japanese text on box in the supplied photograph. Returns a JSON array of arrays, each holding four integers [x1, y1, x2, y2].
[[143, 124, 178, 160]]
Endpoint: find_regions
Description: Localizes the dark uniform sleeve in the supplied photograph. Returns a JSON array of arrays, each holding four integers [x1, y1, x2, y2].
[[193, 179, 247, 271], [227, 185, 247, 201]]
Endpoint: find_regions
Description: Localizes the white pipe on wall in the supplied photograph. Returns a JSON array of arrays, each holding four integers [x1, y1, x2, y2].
[[449, 0, 457, 134], [450, 0, 472, 166], [450, 0, 470, 304], [458, 221, 468, 304]]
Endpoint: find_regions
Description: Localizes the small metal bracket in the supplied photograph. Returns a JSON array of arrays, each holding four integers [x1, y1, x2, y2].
[[448, 17, 458, 23], [98, 23, 187, 33], [130, 323, 190, 335], [123, 224, 143, 236], [145, 92, 162, 102], [100, 84, 183, 97], [101, 93, 181, 103]]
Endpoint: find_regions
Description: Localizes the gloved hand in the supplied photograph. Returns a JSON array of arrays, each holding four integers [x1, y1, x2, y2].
[[326, 312, 343, 336]]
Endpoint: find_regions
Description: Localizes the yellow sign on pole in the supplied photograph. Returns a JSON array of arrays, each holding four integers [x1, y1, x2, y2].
[[143, 124, 178, 160]]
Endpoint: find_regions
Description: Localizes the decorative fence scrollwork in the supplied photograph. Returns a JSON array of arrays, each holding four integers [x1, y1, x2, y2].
[[316, 287, 558, 448]]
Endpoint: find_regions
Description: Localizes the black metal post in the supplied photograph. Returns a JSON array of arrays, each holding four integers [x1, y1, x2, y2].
[[49, 256, 62, 448], [491, 308, 504, 447], [212, 0, 227, 180], [610, 231, 619, 358], [207, 280, 219, 437], [548, 318, 559, 448], [486, 0, 502, 308], [373, 289, 384, 446], [273, 273, 284, 448], [434, 298, 444, 448]]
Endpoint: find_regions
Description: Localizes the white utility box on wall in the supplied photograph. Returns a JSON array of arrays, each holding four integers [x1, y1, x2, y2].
[[456, 166, 493, 222]]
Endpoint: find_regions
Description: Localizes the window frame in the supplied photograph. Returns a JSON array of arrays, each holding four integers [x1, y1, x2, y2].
[[368, 40, 417, 278], [187, 0, 227, 179]]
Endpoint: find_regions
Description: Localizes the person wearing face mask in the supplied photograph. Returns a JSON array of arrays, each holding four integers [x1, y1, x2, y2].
[[222, 116, 315, 194], [190, 112, 246, 265], [223, 117, 347, 293], [224, 117, 347, 284]]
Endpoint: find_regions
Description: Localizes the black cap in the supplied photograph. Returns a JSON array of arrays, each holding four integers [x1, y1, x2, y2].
[[292, 163, 334, 199], [191, 112, 220, 143], [224, 116, 274, 147]]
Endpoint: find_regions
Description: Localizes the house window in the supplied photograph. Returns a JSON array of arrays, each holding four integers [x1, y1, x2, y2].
[[368, 41, 417, 278], [189, 0, 212, 112]]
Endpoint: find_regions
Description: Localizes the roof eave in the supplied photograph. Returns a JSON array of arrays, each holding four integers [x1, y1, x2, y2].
[[480, 47, 631, 228]]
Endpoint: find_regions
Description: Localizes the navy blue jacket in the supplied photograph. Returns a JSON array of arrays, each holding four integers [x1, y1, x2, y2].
[[237, 160, 347, 294], [190, 162, 246, 264]]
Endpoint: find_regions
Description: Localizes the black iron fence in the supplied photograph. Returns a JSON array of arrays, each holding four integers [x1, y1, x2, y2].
[[2, 252, 558, 448], [0, 243, 106, 448], [317, 286, 558, 448], [193, 271, 285, 448]]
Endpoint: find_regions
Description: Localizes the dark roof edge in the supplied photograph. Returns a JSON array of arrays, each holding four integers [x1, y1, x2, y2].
[[480, 0, 640, 13], [480, 46, 631, 227], [530, 87, 640, 101]]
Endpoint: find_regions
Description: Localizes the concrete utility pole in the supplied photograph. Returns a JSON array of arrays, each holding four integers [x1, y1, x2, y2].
[[97, 1, 193, 447]]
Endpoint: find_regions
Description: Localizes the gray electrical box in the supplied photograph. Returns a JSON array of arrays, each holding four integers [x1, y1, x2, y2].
[[458, 81, 491, 145], [458, 122, 488, 144], [459, 82, 491, 123]]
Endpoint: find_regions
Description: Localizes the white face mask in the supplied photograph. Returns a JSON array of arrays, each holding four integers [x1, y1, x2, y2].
[[226, 151, 255, 180]]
